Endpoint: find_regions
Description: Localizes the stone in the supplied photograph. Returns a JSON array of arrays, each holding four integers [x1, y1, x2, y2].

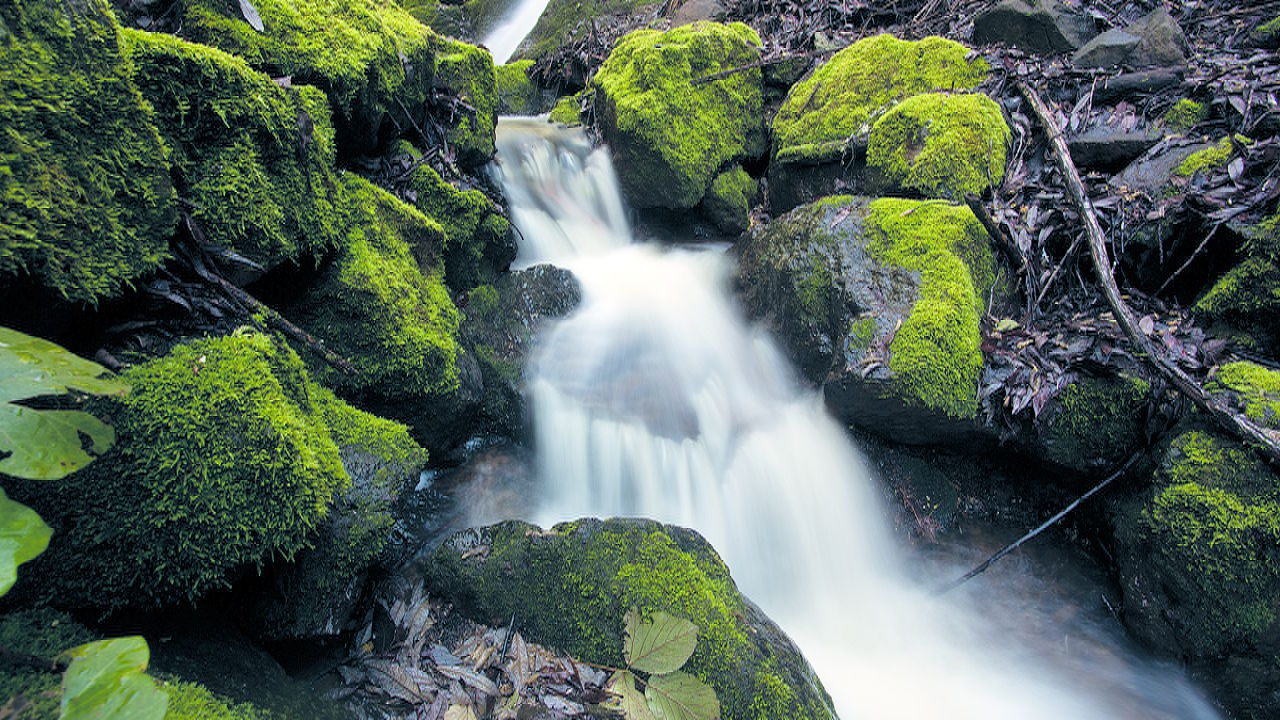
[[1074, 9, 1188, 69], [1072, 28, 1140, 68], [1066, 123, 1164, 172], [972, 0, 1097, 55]]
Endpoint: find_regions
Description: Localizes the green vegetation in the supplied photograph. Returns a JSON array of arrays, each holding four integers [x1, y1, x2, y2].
[[591, 22, 766, 209], [1208, 361, 1280, 429], [433, 37, 499, 164], [0, 609, 97, 719], [1042, 374, 1151, 469], [1161, 99, 1207, 131], [772, 34, 988, 165], [607, 609, 719, 720], [163, 680, 275, 720], [401, 0, 513, 42], [549, 94, 584, 125], [426, 518, 834, 720], [514, 0, 658, 64], [1195, 257, 1280, 355], [1252, 14, 1280, 46], [864, 198, 996, 418], [125, 29, 346, 270], [496, 60, 539, 115], [701, 165, 757, 234], [1175, 135, 1249, 178], [867, 92, 1010, 200], [9, 331, 347, 609], [0, 0, 175, 303]]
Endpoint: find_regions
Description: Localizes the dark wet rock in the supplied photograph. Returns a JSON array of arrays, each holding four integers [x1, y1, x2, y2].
[[1072, 29, 1141, 68], [1073, 8, 1188, 69], [459, 265, 582, 442], [1067, 123, 1164, 171], [1092, 69, 1183, 102], [423, 517, 837, 720], [972, 0, 1097, 55]]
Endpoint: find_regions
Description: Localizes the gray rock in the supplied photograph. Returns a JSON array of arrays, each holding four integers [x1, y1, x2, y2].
[[1073, 29, 1141, 68], [1075, 8, 1188, 69], [1067, 123, 1164, 171], [973, 0, 1097, 54]]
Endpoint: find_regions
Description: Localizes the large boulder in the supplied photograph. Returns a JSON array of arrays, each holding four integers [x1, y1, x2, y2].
[[1072, 8, 1189, 69], [972, 0, 1097, 55], [0, 0, 176, 304], [1195, 211, 1280, 356], [736, 196, 1008, 445], [768, 34, 988, 211], [424, 517, 836, 720], [1111, 425, 1280, 720], [591, 21, 766, 210]]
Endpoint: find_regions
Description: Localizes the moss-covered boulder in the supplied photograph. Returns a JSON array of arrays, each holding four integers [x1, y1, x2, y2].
[[401, 0, 518, 45], [243, 386, 428, 640], [512, 0, 659, 75], [495, 59, 540, 115], [700, 165, 757, 235], [125, 28, 346, 277], [737, 195, 1007, 445], [175, 0, 496, 162], [548, 94, 584, 126], [591, 21, 766, 210], [388, 141, 515, 294], [866, 92, 1010, 200], [425, 518, 835, 720], [0, 0, 176, 304], [1112, 429, 1280, 720], [1208, 361, 1280, 430], [768, 34, 988, 211], [1036, 372, 1152, 473], [1194, 212, 1280, 356], [7, 331, 347, 609]]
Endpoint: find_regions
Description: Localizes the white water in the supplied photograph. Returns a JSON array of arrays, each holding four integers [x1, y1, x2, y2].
[[481, 0, 552, 64], [490, 118, 1221, 719]]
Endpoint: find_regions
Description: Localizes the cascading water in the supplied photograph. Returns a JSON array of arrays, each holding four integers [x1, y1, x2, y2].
[[490, 118, 1221, 719], [481, 0, 553, 64]]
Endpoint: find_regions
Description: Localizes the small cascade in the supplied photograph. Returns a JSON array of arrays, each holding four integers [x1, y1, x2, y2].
[[489, 118, 1221, 719], [481, 0, 552, 64]]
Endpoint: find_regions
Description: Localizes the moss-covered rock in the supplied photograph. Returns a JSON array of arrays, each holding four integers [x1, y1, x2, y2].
[[1208, 361, 1280, 430], [125, 28, 346, 275], [737, 195, 1005, 444], [424, 518, 835, 720], [700, 165, 757, 235], [243, 386, 428, 640], [1174, 135, 1241, 179], [771, 35, 988, 166], [389, 141, 514, 293], [512, 0, 659, 69], [401, 0, 517, 44], [866, 92, 1010, 200], [1195, 213, 1280, 356], [175, 0, 496, 162], [163, 679, 275, 720], [1039, 373, 1152, 472], [1112, 429, 1280, 719], [591, 21, 766, 209], [495, 59, 539, 115], [0, 0, 176, 303], [1161, 98, 1208, 132], [7, 331, 347, 609], [548, 93, 584, 126]]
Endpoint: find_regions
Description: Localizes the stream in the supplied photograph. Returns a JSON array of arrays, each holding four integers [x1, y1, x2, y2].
[[476, 118, 1222, 719]]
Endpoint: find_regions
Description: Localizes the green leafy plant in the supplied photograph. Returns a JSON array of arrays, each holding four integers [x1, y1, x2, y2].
[[0, 326, 167, 720], [605, 609, 720, 720]]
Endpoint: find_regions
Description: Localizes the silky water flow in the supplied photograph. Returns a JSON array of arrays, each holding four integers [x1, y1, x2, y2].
[[486, 118, 1221, 720]]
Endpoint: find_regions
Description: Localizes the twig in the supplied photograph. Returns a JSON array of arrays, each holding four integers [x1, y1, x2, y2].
[[690, 48, 835, 86], [1154, 222, 1220, 297], [936, 452, 1141, 594], [964, 193, 1025, 273], [1019, 81, 1280, 467], [1033, 232, 1084, 311]]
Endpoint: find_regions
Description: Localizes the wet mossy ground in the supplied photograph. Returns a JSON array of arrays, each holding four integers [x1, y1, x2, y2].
[[1041, 373, 1152, 471]]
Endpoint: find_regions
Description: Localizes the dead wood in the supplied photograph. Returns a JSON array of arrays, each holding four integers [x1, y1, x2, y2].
[[1018, 81, 1280, 467]]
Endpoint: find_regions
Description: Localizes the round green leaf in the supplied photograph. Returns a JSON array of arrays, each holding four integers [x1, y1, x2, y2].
[[0, 405, 117, 480], [624, 609, 699, 675], [60, 637, 168, 720], [0, 327, 128, 404], [644, 671, 720, 720], [0, 487, 52, 595]]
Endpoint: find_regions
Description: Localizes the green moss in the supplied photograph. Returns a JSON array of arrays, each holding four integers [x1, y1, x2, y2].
[[1161, 99, 1207, 131], [401, 0, 513, 42], [433, 37, 498, 164], [1209, 361, 1280, 429], [467, 283, 500, 321], [1252, 15, 1280, 46], [164, 679, 275, 720], [701, 165, 757, 234], [8, 331, 347, 609], [495, 59, 538, 115], [426, 519, 833, 720], [848, 316, 878, 353], [1175, 135, 1250, 178], [864, 198, 996, 418], [1119, 430, 1280, 657], [1195, 257, 1280, 354], [772, 34, 988, 165], [1043, 374, 1151, 468], [591, 22, 766, 209], [0, 0, 176, 303], [549, 94, 583, 126], [125, 29, 346, 269], [287, 174, 461, 409], [0, 609, 97, 719], [515, 0, 658, 64], [867, 92, 1010, 200]]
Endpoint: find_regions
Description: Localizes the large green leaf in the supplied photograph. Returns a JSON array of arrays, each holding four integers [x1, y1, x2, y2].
[[60, 637, 168, 720], [644, 671, 720, 720], [0, 327, 127, 480], [607, 670, 658, 720], [623, 608, 698, 675], [0, 487, 52, 595]]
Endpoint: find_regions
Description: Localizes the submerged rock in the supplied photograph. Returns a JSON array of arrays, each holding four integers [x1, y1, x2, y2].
[[972, 0, 1097, 55], [0, 0, 176, 304], [424, 517, 836, 720], [591, 21, 766, 210]]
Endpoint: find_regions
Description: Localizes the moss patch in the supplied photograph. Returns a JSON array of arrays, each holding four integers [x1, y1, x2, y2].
[[0, 608, 97, 719], [426, 518, 834, 720], [1209, 361, 1280, 429], [591, 21, 766, 209], [8, 331, 347, 609], [701, 165, 757, 234], [1175, 135, 1249, 178], [549, 94, 583, 125], [864, 198, 996, 418], [432, 37, 498, 164], [495, 59, 539, 115], [125, 29, 346, 270], [0, 0, 176, 303], [1042, 373, 1151, 469], [1195, 257, 1280, 355], [772, 34, 988, 165], [164, 679, 275, 720], [514, 0, 658, 65], [1161, 98, 1207, 131], [867, 92, 1010, 200]]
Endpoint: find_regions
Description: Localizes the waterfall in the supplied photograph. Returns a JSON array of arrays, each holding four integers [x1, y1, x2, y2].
[[489, 118, 1220, 719], [481, 0, 553, 64]]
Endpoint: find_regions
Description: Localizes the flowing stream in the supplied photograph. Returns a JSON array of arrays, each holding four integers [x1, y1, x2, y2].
[[481, 0, 552, 64], [488, 118, 1221, 719]]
